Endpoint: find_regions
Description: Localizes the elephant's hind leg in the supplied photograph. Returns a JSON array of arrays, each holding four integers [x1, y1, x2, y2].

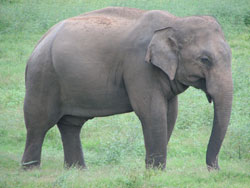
[[22, 100, 60, 169], [22, 127, 48, 169], [57, 115, 88, 168]]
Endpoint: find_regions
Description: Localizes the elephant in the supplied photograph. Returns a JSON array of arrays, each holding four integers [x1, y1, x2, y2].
[[21, 7, 233, 171]]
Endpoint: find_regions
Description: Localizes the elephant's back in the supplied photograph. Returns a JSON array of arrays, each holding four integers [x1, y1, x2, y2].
[[80, 7, 146, 20], [63, 10, 144, 35], [65, 16, 130, 34]]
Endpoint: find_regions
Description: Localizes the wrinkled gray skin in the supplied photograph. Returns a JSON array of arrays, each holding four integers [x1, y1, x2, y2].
[[22, 7, 233, 171]]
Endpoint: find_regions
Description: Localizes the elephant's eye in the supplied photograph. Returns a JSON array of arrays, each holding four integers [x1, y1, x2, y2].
[[200, 57, 210, 64]]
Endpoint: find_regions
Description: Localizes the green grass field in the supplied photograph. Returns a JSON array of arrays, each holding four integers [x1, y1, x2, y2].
[[0, 0, 249, 187]]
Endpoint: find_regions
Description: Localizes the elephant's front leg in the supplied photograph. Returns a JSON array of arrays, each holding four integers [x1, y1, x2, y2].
[[167, 96, 178, 142], [142, 116, 168, 169], [135, 94, 169, 169], [142, 97, 177, 169]]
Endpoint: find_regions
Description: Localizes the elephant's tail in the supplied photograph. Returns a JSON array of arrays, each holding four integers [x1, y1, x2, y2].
[[25, 64, 28, 84]]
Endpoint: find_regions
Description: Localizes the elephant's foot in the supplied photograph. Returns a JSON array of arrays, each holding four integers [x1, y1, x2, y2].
[[206, 156, 220, 171], [21, 160, 40, 170], [207, 163, 220, 171], [64, 162, 87, 170], [145, 154, 166, 170], [207, 165, 220, 171]]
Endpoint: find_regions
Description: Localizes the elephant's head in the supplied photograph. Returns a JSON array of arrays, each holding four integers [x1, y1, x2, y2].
[[145, 16, 233, 170]]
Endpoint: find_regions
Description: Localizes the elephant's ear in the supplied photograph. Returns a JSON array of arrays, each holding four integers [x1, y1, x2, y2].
[[145, 27, 179, 80]]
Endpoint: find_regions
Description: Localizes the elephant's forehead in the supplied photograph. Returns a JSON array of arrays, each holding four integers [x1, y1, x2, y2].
[[176, 18, 223, 42], [180, 35, 230, 61], [179, 16, 221, 31]]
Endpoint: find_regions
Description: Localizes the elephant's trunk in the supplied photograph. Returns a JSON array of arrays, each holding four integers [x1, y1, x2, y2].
[[205, 70, 233, 170]]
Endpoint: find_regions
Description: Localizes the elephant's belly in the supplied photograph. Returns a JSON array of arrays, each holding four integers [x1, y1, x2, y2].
[[54, 56, 132, 117], [60, 83, 133, 117]]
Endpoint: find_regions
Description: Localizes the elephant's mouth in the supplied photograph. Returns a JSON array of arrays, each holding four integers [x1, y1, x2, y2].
[[193, 78, 213, 103], [206, 93, 212, 103], [201, 79, 213, 103], [183, 77, 213, 103]]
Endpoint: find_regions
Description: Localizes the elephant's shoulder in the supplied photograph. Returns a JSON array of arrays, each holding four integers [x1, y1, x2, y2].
[[139, 10, 176, 24], [125, 10, 177, 39]]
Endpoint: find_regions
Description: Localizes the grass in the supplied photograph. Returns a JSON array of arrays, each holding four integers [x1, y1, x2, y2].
[[0, 0, 250, 187]]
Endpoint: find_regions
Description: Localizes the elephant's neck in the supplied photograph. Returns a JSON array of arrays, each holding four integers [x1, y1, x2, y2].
[[169, 79, 189, 96]]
